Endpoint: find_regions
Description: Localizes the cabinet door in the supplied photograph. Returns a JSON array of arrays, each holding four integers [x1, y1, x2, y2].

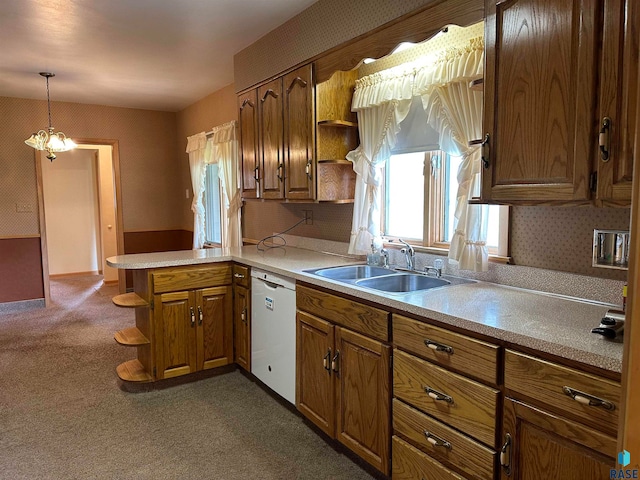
[[283, 64, 315, 200], [595, 0, 637, 205], [154, 291, 197, 379], [259, 78, 284, 199], [296, 311, 335, 437], [195, 286, 233, 371], [335, 326, 391, 475], [500, 398, 615, 480], [482, 0, 599, 203], [234, 284, 251, 371], [238, 89, 259, 199]]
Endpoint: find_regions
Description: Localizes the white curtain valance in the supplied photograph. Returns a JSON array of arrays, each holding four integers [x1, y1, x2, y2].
[[186, 132, 208, 154], [209, 120, 237, 146]]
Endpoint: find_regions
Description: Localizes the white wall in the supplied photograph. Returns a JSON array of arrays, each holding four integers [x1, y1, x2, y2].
[[42, 149, 100, 275]]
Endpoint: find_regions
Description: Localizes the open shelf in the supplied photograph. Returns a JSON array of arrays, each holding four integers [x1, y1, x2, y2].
[[114, 327, 150, 346], [116, 359, 153, 382], [112, 292, 148, 308], [318, 159, 352, 164], [317, 119, 358, 128]]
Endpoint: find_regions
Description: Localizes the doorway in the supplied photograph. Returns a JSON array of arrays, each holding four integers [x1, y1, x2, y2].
[[37, 139, 125, 305]]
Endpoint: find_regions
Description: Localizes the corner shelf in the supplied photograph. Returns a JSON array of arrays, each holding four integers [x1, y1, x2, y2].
[[112, 292, 148, 308], [114, 327, 150, 346], [469, 77, 483, 91], [116, 359, 153, 383]]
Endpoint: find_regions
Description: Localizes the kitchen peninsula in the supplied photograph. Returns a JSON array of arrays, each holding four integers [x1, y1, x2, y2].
[[107, 246, 623, 478]]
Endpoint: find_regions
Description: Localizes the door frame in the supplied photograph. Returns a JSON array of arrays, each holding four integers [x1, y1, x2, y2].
[[37, 138, 126, 304]]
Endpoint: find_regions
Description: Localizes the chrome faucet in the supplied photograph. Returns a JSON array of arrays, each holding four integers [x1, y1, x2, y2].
[[424, 258, 444, 277], [398, 239, 415, 271], [380, 248, 389, 268]]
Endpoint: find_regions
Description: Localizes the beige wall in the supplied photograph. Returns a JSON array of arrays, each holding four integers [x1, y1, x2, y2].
[[176, 84, 237, 231], [0, 96, 181, 236]]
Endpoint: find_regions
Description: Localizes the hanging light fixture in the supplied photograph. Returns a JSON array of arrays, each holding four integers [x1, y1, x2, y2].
[[24, 72, 77, 161]]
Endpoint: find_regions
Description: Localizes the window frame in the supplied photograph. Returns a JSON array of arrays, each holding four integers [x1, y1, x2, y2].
[[203, 163, 225, 248], [381, 151, 510, 262]]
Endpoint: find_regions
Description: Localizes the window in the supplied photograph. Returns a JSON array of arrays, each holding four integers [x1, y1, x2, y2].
[[204, 163, 223, 246], [382, 151, 508, 257]]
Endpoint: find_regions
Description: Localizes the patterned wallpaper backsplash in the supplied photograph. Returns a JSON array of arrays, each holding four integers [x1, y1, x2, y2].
[[243, 201, 630, 283]]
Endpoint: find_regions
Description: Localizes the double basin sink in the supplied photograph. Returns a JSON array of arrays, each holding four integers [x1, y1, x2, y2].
[[305, 264, 456, 294]]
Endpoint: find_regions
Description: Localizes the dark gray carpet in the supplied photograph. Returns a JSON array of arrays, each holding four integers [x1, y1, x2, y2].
[[0, 276, 376, 480]]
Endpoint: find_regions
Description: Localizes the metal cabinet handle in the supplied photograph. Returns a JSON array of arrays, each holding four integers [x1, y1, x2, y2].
[[241, 307, 247, 323], [331, 351, 340, 376], [481, 133, 490, 169], [253, 165, 260, 182], [424, 339, 454, 354], [234, 273, 245, 279], [323, 348, 332, 373], [277, 163, 284, 182], [599, 117, 611, 162], [562, 386, 615, 410], [190, 306, 195, 327], [305, 159, 312, 180], [424, 386, 453, 404], [500, 433, 512, 476], [197, 306, 203, 326], [423, 431, 452, 450]]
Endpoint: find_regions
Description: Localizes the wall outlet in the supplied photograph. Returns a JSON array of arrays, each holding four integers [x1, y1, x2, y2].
[[16, 203, 33, 213], [303, 210, 313, 225]]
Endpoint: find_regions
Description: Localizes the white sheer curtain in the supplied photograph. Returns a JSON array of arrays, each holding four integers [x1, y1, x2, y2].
[[209, 121, 242, 249], [415, 37, 487, 271], [186, 132, 211, 249], [347, 69, 414, 254]]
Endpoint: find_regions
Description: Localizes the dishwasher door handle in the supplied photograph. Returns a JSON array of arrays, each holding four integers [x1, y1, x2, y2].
[[253, 277, 283, 290]]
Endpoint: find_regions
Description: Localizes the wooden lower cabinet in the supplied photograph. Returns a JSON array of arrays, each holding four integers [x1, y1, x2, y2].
[[296, 310, 391, 474], [500, 398, 616, 480], [154, 285, 233, 379], [233, 283, 251, 371]]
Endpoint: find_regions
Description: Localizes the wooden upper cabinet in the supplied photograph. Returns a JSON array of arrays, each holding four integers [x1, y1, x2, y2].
[[284, 64, 315, 200], [595, 0, 637, 205], [238, 90, 259, 199], [259, 78, 284, 199], [481, 0, 599, 204]]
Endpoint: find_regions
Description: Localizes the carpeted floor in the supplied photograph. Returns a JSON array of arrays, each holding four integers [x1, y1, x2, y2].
[[0, 276, 376, 480]]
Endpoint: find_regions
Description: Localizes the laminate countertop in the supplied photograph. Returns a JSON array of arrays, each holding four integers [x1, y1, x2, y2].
[[107, 246, 624, 375]]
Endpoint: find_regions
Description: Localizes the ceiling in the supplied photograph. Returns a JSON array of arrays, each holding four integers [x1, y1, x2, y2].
[[0, 0, 319, 112]]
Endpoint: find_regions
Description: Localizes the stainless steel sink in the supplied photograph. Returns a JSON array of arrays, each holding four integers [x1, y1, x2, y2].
[[355, 274, 450, 293], [312, 265, 396, 280]]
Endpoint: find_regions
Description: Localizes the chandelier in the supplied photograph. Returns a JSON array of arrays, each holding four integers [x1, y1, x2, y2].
[[24, 72, 77, 161]]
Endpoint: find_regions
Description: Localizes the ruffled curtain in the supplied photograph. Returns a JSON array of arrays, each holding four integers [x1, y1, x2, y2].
[[186, 132, 211, 249], [415, 37, 487, 271], [347, 68, 414, 254], [209, 121, 242, 249]]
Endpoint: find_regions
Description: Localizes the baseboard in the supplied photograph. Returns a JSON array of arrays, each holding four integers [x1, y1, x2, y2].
[[102, 280, 119, 286], [50, 271, 100, 279], [0, 298, 45, 313]]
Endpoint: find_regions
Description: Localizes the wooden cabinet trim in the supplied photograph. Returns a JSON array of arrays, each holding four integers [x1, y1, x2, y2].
[[392, 435, 466, 480], [152, 264, 232, 294]]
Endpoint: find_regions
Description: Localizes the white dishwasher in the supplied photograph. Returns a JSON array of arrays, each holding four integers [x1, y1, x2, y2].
[[251, 268, 296, 404]]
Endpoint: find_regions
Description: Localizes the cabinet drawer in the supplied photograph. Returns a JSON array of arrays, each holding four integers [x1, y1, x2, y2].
[[152, 264, 232, 294], [393, 350, 499, 447], [232, 264, 250, 288], [296, 284, 389, 341], [393, 399, 495, 480], [393, 314, 499, 385], [392, 436, 467, 480], [504, 350, 620, 435]]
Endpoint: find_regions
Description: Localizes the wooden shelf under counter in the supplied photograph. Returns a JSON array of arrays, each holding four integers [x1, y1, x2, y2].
[[317, 119, 358, 128], [116, 359, 153, 383], [112, 292, 148, 308], [114, 327, 150, 347]]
